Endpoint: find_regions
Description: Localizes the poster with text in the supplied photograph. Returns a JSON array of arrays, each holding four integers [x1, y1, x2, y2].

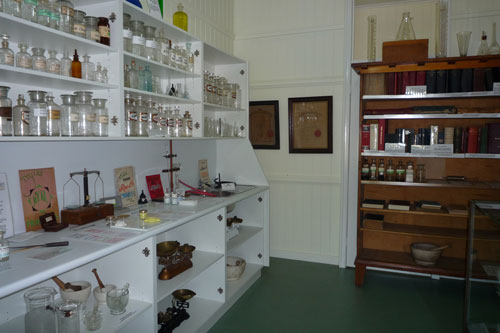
[[18, 167, 60, 232], [0, 173, 14, 237], [146, 174, 164, 199], [114, 166, 138, 207]]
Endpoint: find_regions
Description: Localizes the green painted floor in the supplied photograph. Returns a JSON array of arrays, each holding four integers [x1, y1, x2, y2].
[[209, 258, 500, 333]]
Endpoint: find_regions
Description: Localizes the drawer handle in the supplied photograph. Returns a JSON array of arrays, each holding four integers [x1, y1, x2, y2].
[[217, 287, 224, 294], [217, 214, 223, 221], [142, 247, 150, 257]]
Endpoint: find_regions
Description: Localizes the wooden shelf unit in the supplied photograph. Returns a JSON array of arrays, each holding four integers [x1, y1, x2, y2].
[[352, 56, 500, 286]]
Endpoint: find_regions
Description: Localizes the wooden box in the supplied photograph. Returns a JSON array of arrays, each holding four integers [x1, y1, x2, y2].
[[61, 204, 114, 225], [382, 39, 428, 63]]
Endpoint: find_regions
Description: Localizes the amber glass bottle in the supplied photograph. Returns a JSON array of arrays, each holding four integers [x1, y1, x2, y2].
[[98, 17, 111, 46], [71, 49, 82, 79]]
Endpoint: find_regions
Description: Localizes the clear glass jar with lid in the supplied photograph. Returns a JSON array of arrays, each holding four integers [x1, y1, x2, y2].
[[60, 94, 78, 136], [135, 95, 148, 137], [48, 0, 60, 30], [13, 94, 30, 136], [84, 16, 100, 42], [22, 0, 38, 22], [146, 98, 157, 135], [231, 83, 241, 108], [81, 54, 95, 81], [45, 93, 60, 136], [74, 91, 95, 136], [183, 111, 192, 137], [144, 25, 158, 61], [4, 0, 21, 17], [46, 50, 60, 74], [174, 45, 184, 69], [170, 45, 178, 69], [0, 86, 12, 136], [92, 99, 108, 137], [36, 0, 51, 27], [156, 28, 170, 65], [27, 90, 48, 136], [24, 287, 57, 333], [58, 0, 74, 33], [131, 20, 146, 57], [124, 93, 137, 137], [16, 43, 32, 69], [32, 47, 47, 72], [60, 49, 71, 76], [0, 35, 14, 66], [72, 10, 86, 38], [123, 13, 132, 53], [186, 42, 194, 73]]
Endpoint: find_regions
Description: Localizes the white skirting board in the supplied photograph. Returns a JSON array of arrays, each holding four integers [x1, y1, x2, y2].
[[271, 250, 339, 266]]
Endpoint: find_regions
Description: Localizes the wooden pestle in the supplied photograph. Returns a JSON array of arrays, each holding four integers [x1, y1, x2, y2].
[[52, 276, 82, 291], [92, 268, 106, 289]]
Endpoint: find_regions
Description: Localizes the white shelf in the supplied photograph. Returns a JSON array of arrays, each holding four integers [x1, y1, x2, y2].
[[363, 113, 500, 119], [362, 91, 500, 100], [123, 88, 200, 105], [123, 52, 200, 79], [465, 153, 500, 159], [204, 103, 246, 112], [122, 1, 199, 44], [227, 226, 262, 251], [361, 151, 500, 159], [170, 297, 224, 333], [226, 263, 262, 301], [0, 64, 118, 90], [156, 251, 224, 301], [0, 12, 116, 54], [203, 43, 245, 66]]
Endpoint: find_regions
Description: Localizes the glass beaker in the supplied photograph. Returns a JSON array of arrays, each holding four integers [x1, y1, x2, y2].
[[396, 12, 415, 41], [106, 286, 129, 315], [456, 31, 472, 57], [56, 301, 80, 333], [24, 287, 57, 333]]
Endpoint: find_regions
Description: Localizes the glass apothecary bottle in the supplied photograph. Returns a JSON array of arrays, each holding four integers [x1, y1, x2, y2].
[[135, 95, 148, 137], [97, 17, 110, 46], [173, 2, 187, 32], [16, 43, 32, 69], [174, 45, 184, 69], [60, 49, 71, 76], [128, 60, 138, 89], [395, 160, 406, 182], [72, 10, 86, 38], [92, 98, 108, 137], [170, 45, 178, 69], [186, 42, 194, 73], [131, 20, 145, 57], [27, 90, 48, 136], [60, 94, 78, 136], [386, 159, 395, 181], [58, 0, 74, 34], [4, 0, 21, 17], [36, 0, 51, 27], [0, 86, 12, 136], [157, 28, 170, 65], [124, 93, 137, 136], [46, 50, 60, 74], [146, 98, 157, 135], [13, 94, 30, 136], [173, 106, 182, 137], [415, 164, 426, 183], [75, 91, 94, 136], [94, 62, 104, 83], [165, 106, 174, 137], [45, 93, 60, 136], [81, 54, 94, 81], [71, 49, 81, 78], [22, 0, 38, 22], [32, 47, 46, 72], [48, 0, 60, 30], [183, 111, 192, 137], [0, 35, 14, 66], [123, 13, 132, 53], [84, 16, 100, 43], [144, 25, 158, 61], [144, 65, 152, 92]]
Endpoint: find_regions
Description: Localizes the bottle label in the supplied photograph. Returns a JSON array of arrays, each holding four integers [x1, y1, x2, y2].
[[34, 59, 46, 70], [159, 118, 167, 127], [0, 245, 8, 260], [132, 36, 146, 46], [69, 113, 79, 122], [90, 30, 100, 41], [18, 57, 32, 68], [396, 169, 405, 175], [146, 40, 157, 48], [98, 26, 110, 38], [0, 107, 12, 118], [123, 29, 133, 39], [128, 111, 138, 121], [21, 110, 30, 125], [49, 11, 60, 20], [370, 166, 376, 172], [378, 167, 384, 174], [361, 168, 369, 174], [86, 113, 96, 122], [60, 5, 74, 17], [139, 112, 148, 122], [167, 118, 174, 128], [232, 91, 237, 99], [73, 23, 85, 35], [37, 8, 51, 17], [176, 119, 183, 126], [170, 53, 176, 63], [4, 53, 14, 66], [206, 84, 212, 93], [99, 115, 108, 124], [152, 113, 159, 123], [386, 169, 394, 174], [48, 109, 60, 119], [48, 63, 60, 74], [187, 119, 192, 130], [176, 55, 183, 65], [33, 108, 48, 117], [25, 0, 38, 5], [161, 42, 169, 55]]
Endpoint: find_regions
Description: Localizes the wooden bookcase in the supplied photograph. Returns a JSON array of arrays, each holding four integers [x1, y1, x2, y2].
[[351, 55, 500, 287]]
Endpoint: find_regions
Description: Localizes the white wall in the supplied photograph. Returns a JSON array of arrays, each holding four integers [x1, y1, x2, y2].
[[233, 0, 347, 265]]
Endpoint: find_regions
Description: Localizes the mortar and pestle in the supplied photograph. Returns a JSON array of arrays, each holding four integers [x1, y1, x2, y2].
[[91, 268, 116, 304], [52, 276, 91, 303]]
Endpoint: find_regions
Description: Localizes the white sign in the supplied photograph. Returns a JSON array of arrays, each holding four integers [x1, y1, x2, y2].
[[147, 0, 162, 19], [493, 82, 500, 95], [0, 173, 14, 238]]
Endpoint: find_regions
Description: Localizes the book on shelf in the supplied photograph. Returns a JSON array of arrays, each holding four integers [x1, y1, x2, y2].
[[370, 124, 379, 150], [411, 106, 457, 114], [388, 200, 411, 211], [363, 213, 384, 230], [426, 70, 437, 93], [487, 123, 500, 154], [364, 108, 413, 115], [461, 68, 473, 92], [384, 72, 396, 95], [361, 124, 370, 152], [418, 200, 442, 210], [446, 204, 468, 215], [362, 199, 385, 209], [378, 119, 386, 151], [467, 127, 479, 153], [480, 126, 488, 153], [473, 68, 486, 91], [416, 71, 426, 86]]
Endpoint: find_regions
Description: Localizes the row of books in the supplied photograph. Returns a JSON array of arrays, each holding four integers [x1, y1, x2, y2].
[[361, 199, 468, 214], [365, 68, 500, 95]]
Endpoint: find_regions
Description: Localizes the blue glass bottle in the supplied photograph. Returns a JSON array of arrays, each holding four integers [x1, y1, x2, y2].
[[144, 65, 153, 92]]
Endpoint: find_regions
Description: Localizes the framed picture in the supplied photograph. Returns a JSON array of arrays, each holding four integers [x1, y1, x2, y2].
[[288, 96, 333, 154], [249, 100, 280, 149]]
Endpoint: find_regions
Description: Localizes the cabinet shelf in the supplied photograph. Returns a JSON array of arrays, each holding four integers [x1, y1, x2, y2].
[[123, 52, 200, 79], [124, 88, 200, 105], [204, 103, 246, 112], [363, 113, 500, 119], [361, 151, 500, 159], [362, 91, 500, 100], [172, 297, 224, 333], [361, 180, 500, 189], [156, 251, 224, 301], [0, 12, 116, 54], [226, 263, 262, 301], [227, 226, 262, 251], [0, 64, 118, 90], [360, 207, 471, 218]]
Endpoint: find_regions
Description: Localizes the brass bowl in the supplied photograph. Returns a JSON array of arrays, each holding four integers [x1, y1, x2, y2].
[[172, 289, 196, 301], [157, 241, 180, 257], [178, 244, 196, 253]]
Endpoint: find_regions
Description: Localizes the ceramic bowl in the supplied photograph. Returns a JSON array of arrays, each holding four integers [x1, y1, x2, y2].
[[60, 281, 92, 303], [226, 256, 246, 281], [93, 284, 116, 304], [410, 243, 443, 266]]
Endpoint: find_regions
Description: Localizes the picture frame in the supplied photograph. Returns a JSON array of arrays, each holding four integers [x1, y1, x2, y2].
[[288, 96, 333, 154], [249, 100, 280, 149]]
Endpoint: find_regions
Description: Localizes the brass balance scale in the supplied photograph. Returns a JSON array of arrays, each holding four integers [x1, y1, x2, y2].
[[156, 241, 196, 280]]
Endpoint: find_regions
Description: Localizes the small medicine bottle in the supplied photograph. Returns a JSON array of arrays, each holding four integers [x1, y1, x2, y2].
[[0, 231, 9, 262], [139, 209, 148, 220], [71, 49, 82, 79], [171, 193, 179, 205], [164, 192, 171, 204]]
